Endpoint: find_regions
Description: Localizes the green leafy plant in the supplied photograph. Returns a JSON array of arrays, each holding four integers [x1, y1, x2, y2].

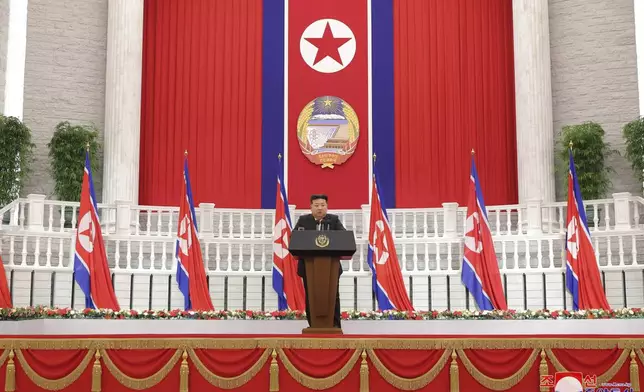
[[0, 115, 35, 206], [47, 121, 100, 202], [622, 116, 644, 183], [557, 121, 616, 200]]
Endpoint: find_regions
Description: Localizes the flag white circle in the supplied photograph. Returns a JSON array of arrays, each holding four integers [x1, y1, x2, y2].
[[77, 212, 95, 253], [300, 19, 356, 74]]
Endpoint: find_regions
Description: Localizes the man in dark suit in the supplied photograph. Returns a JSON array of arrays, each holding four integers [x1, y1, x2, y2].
[[293, 194, 345, 328]]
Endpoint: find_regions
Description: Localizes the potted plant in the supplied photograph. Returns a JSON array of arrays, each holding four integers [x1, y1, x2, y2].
[[0, 115, 35, 209], [622, 116, 644, 184], [47, 121, 100, 226], [557, 121, 616, 226]]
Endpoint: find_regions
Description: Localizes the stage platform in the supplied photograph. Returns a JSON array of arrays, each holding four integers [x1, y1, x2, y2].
[[0, 319, 641, 391], [0, 318, 644, 336]]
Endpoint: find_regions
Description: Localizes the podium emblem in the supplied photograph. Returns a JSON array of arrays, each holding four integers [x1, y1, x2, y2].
[[315, 234, 330, 248], [297, 95, 359, 169]]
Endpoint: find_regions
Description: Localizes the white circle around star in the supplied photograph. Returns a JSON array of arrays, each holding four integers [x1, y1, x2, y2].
[[300, 19, 356, 74]]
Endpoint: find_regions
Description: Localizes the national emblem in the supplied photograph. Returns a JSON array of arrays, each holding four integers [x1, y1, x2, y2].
[[297, 95, 360, 169], [315, 234, 330, 248]]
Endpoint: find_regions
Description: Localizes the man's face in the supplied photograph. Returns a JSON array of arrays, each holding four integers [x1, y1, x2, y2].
[[310, 198, 328, 220]]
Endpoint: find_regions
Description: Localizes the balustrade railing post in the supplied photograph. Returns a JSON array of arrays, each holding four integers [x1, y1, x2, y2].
[[442, 202, 458, 238], [199, 203, 215, 234], [361, 204, 370, 239], [115, 201, 132, 236], [613, 192, 633, 231], [526, 199, 543, 236], [26, 194, 46, 231]]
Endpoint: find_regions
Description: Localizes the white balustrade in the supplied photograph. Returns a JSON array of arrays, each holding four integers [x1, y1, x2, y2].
[[2, 194, 644, 311]]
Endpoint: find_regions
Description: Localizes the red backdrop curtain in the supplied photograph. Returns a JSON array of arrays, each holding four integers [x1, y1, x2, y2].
[[393, 0, 517, 207], [140, 0, 263, 207]]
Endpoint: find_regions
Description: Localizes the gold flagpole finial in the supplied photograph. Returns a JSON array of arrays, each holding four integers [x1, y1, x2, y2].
[[569, 141, 573, 149], [278, 153, 282, 161], [471, 148, 475, 155], [373, 153, 377, 162], [184, 150, 188, 156], [85, 142, 90, 151]]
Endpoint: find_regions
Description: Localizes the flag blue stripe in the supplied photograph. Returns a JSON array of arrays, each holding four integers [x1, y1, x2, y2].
[[372, 0, 396, 207], [73, 255, 94, 309], [183, 159, 199, 232], [471, 157, 489, 220], [565, 263, 579, 311], [461, 262, 494, 311], [261, 0, 286, 209], [569, 149, 590, 232], [367, 248, 395, 311]]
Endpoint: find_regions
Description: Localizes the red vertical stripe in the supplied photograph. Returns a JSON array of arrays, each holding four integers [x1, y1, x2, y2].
[[287, 1, 369, 209], [140, 0, 263, 207], [393, 0, 517, 207]]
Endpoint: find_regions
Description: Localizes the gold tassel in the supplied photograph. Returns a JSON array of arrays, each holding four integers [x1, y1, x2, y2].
[[359, 350, 369, 392], [269, 349, 279, 392], [631, 350, 640, 392], [450, 349, 459, 392], [539, 349, 549, 392], [5, 349, 15, 392], [91, 351, 102, 392], [180, 350, 189, 392]]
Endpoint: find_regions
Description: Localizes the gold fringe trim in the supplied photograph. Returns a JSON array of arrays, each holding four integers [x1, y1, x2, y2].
[[0, 350, 9, 369], [359, 350, 368, 392], [276, 347, 361, 390], [456, 348, 538, 391], [450, 350, 459, 392], [367, 348, 449, 391], [5, 350, 15, 392], [0, 337, 643, 350], [100, 348, 181, 390], [539, 350, 549, 392], [630, 350, 640, 392], [546, 348, 630, 385], [269, 349, 279, 392], [188, 347, 270, 390], [91, 351, 101, 392], [16, 348, 94, 390], [179, 350, 188, 392]]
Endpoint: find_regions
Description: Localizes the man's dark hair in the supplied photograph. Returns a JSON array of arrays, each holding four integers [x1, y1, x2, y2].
[[310, 194, 328, 203]]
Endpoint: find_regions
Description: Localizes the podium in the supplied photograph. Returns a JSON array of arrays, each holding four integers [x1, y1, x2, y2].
[[289, 230, 357, 334]]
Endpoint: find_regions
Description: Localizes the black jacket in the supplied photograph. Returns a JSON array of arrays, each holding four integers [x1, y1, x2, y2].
[[293, 213, 345, 277]]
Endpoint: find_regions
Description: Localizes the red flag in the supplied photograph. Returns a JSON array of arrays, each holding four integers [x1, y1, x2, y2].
[[565, 148, 610, 310], [0, 256, 11, 308], [175, 157, 214, 311], [74, 151, 120, 310], [366, 174, 413, 311], [272, 174, 305, 311], [461, 157, 507, 311]]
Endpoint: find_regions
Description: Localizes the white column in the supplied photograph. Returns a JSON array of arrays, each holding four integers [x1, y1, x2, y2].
[[3, 0, 28, 118], [102, 0, 144, 205], [513, 0, 556, 203], [635, 0, 644, 117]]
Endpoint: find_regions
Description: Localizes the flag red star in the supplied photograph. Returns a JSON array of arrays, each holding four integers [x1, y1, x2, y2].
[[304, 22, 351, 65]]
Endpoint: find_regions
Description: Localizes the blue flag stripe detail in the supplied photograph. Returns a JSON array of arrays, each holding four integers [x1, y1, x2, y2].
[[261, 0, 286, 209], [372, 0, 396, 207]]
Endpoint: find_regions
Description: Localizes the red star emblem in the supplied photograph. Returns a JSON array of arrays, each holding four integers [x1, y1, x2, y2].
[[304, 22, 351, 66]]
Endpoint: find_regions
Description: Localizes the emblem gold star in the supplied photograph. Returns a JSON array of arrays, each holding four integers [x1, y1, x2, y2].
[[323, 98, 333, 107]]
